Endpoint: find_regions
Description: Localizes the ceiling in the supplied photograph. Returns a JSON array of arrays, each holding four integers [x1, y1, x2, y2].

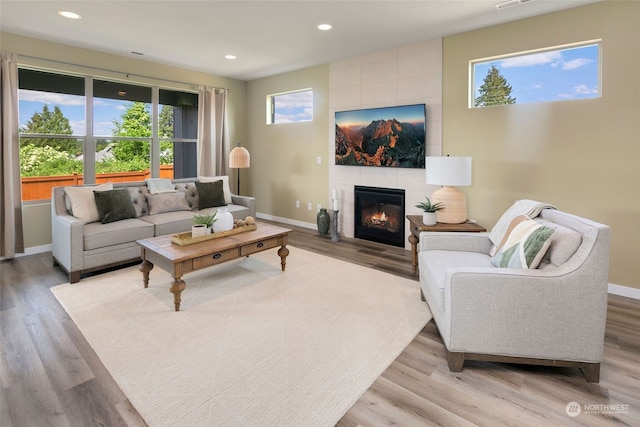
[[0, 0, 600, 81]]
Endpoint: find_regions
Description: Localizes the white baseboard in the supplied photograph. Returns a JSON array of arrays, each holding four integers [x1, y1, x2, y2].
[[608, 283, 640, 300], [256, 212, 316, 230], [1, 244, 52, 261]]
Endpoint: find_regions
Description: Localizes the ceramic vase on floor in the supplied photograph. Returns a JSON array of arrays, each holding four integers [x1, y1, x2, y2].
[[317, 208, 330, 235]]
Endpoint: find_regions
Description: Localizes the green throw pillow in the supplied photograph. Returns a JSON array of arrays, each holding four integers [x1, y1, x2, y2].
[[490, 215, 555, 269], [94, 188, 137, 224], [196, 180, 227, 209]]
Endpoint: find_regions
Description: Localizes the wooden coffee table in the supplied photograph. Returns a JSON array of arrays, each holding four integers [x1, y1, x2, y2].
[[137, 222, 292, 311]]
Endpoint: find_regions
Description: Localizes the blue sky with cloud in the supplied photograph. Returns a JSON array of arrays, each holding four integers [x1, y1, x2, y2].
[[473, 43, 599, 104]]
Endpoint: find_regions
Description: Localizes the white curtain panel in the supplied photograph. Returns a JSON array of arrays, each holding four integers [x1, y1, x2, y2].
[[0, 52, 24, 258], [197, 86, 229, 177]]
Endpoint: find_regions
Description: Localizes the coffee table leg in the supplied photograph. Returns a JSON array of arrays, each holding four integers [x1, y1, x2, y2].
[[139, 260, 154, 288], [278, 245, 289, 271], [170, 277, 186, 311]]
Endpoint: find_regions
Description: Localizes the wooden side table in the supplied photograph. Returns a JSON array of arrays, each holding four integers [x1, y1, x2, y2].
[[406, 215, 486, 272]]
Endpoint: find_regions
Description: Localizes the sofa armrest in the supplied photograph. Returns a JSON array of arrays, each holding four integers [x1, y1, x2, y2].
[[419, 231, 492, 254], [51, 186, 84, 275], [443, 267, 607, 361], [231, 194, 256, 218]]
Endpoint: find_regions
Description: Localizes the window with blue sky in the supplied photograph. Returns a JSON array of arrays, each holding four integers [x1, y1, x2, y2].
[[268, 88, 313, 124], [471, 41, 600, 108]]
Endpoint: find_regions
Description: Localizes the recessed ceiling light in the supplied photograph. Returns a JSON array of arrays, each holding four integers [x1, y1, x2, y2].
[[225, 55, 237, 60], [318, 24, 332, 31], [58, 10, 81, 19], [117, 91, 127, 96]]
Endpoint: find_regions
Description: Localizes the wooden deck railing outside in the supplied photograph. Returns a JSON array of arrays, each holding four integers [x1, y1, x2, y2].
[[21, 165, 174, 201]]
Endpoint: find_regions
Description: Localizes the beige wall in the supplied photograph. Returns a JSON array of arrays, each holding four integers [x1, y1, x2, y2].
[[0, 32, 247, 249], [246, 65, 330, 226], [442, 1, 640, 288]]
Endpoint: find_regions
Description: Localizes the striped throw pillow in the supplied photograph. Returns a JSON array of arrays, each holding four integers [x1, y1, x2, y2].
[[491, 215, 555, 269]]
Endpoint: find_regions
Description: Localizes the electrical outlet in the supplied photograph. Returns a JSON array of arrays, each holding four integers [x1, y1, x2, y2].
[[317, 203, 322, 211], [317, 156, 322, 165], [307, 202, 312, 210], [296, 200, 300, 208]]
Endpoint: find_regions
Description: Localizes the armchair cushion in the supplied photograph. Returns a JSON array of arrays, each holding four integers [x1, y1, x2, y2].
[[490, 215, 554, 269]]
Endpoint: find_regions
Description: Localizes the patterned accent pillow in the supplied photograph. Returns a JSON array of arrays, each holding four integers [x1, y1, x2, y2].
[[491, 215, 555, 269], [145, 192, 192, 215]]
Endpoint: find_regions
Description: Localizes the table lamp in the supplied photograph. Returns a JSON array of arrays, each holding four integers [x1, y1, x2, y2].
[[229, 141, 250, 194], [425, 156, 472, 224]]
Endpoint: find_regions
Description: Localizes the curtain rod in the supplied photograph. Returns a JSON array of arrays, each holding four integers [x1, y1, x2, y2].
[[18, 54, 229, 93]]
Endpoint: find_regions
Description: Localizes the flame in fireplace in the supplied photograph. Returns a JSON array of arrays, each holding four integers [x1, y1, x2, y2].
[[371, 211, 387, 225]]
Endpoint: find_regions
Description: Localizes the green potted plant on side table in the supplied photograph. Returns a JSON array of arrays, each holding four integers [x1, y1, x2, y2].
[[415, 196, 443, 226], [192, 212, 217, 237]]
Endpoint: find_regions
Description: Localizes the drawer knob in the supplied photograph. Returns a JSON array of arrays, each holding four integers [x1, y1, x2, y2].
[[257, 242, 264, 248], [212, 253, 222, 259]]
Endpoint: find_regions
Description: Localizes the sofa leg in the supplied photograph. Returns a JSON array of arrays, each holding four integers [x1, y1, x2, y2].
[[582, 363, 600, 382], [69, 271, 81, 284], [447, 351, 465, 372], [420, 289, 426, 302]]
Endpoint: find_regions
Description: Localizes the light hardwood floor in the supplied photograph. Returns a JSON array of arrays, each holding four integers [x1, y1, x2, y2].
[[1, 221, 639, 426]]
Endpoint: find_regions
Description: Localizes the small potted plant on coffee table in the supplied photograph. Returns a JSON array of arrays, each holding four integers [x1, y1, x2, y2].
[[192, 213, 217, 237], [415, 196, 443, 226]]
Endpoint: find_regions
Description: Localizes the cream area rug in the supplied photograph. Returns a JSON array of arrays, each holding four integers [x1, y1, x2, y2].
[[52, 246, 431, 427]]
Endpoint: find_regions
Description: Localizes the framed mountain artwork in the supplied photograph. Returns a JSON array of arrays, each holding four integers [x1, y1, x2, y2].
[[335, 104, 426, 168]]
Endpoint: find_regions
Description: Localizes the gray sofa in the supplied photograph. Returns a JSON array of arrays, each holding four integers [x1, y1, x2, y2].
[[418, 201, 610, 382], [52, 177, 256, 283]]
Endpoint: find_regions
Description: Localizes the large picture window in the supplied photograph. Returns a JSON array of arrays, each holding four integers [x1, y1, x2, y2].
[[18, 69, 198, 201], [471, 41, 601, 108]]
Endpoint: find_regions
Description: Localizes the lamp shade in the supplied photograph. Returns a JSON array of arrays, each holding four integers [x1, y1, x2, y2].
[[229, 146, 250, 168], [425, 156, 472, 186]]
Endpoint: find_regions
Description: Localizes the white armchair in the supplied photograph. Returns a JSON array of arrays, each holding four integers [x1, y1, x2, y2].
[[418, 205, 611, 382]]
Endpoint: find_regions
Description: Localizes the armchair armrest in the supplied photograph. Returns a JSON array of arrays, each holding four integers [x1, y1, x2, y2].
[[443, 267, 607, 362], [419, 231, 492, 254], [231, 194, 256, 218]]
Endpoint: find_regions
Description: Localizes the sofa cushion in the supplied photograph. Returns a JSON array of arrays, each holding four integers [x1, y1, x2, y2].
[[196, 180, 227, 209], [419, 250, 493, 313], [491, 215, 554, 269], [64, 183, 113, 223], [94, 188, 137, 224], [199, 175, 232, 204], [127, 186, 150, 217], [175, 182, 198, 210], [140, 210, 196, 236], [145, 192, 192, 215], [83, 218, 154, 251]]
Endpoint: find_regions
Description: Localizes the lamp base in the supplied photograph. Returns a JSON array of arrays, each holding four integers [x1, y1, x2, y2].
[[431, 186, 467, 224]]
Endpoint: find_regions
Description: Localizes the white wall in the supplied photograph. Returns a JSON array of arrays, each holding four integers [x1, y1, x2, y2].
[[329, 39, 443, 249]]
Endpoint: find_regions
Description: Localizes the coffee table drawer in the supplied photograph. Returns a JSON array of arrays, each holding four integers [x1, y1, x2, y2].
[[193, 248, 239, 269], [240, 237, 280, 256]]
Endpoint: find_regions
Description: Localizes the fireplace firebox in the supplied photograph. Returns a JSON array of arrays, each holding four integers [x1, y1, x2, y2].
[[354, 186, 405, 247]]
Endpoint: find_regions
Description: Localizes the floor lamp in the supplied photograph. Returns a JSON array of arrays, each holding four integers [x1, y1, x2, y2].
[[229, 142, 250, 195], [425, 156, 472, 224]]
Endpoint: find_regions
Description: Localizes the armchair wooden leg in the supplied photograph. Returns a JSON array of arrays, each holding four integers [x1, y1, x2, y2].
[[447, 351, 465, 372], [582, 363, 600, 382]]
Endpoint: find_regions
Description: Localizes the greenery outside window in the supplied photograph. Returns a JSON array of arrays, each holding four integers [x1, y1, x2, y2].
[[267, 88, 313, 124], [18, 68, 198, 201], [471, 41, 601, 108]]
